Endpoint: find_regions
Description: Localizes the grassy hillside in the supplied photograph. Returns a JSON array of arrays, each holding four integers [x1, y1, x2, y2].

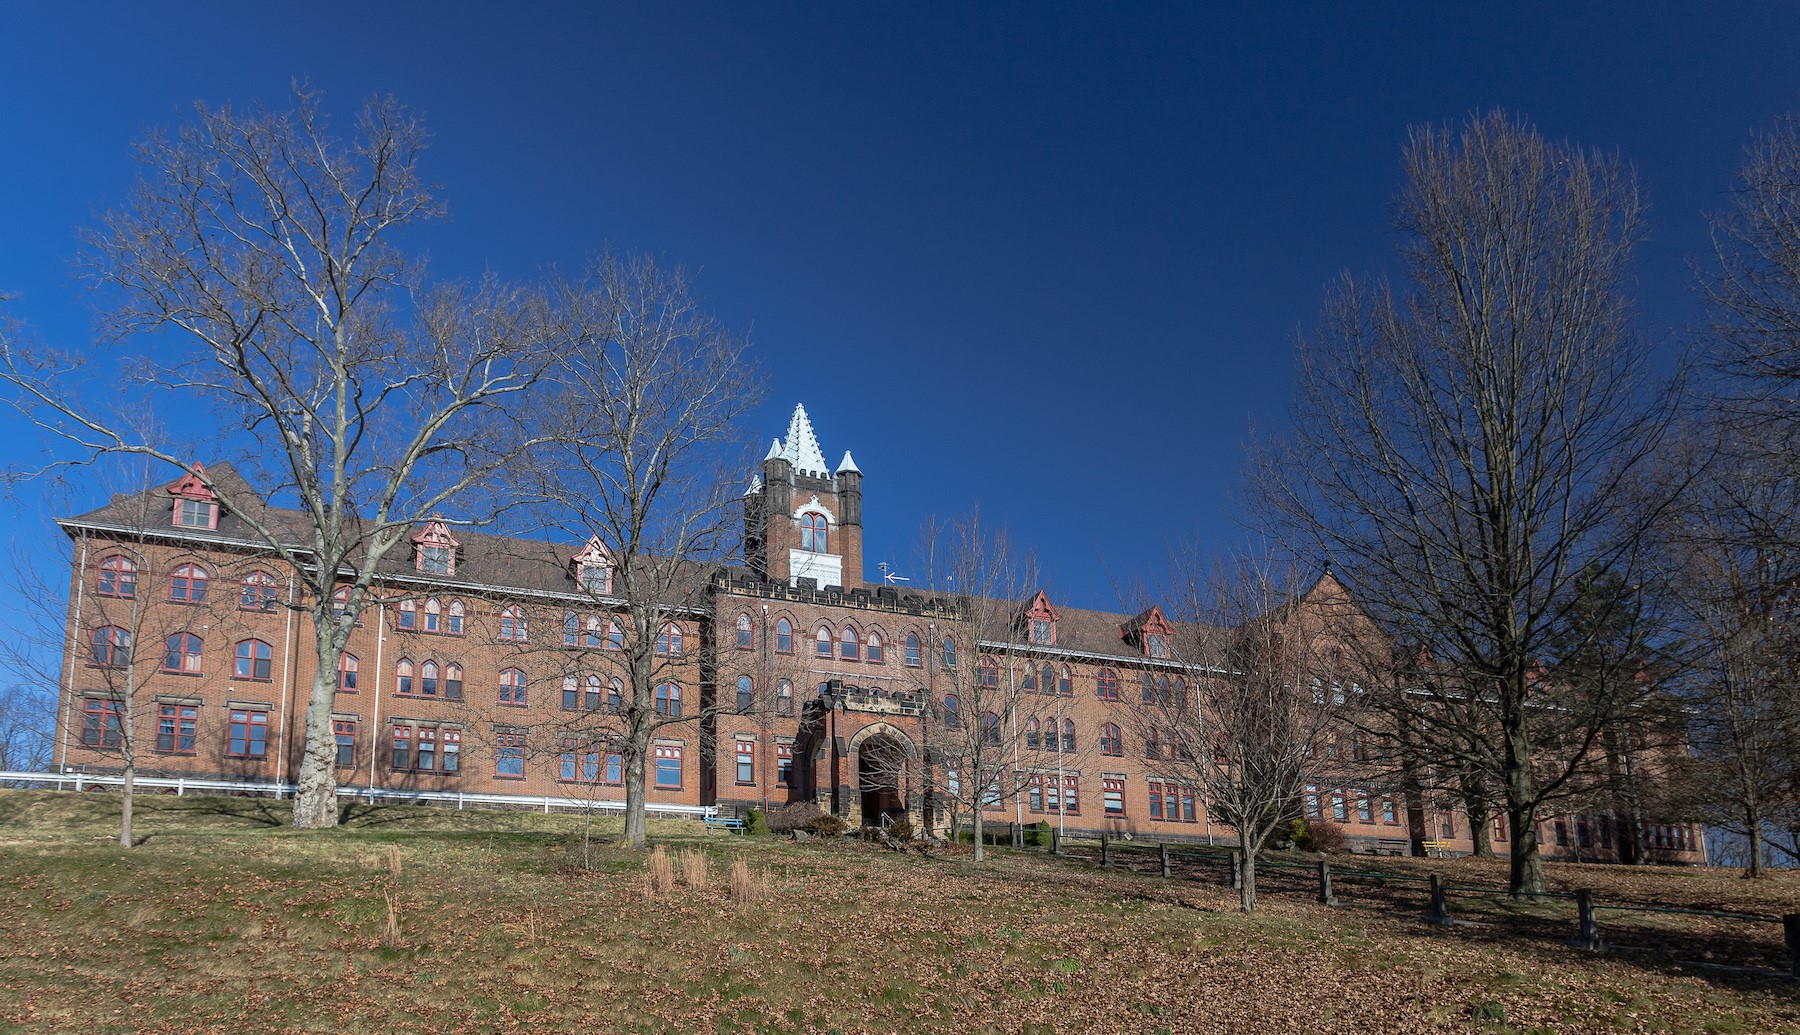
[[0, 790, 1794, 1034]]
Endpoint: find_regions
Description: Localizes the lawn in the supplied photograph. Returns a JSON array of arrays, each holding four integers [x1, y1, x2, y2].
[[0, 790, 1795, 1034]]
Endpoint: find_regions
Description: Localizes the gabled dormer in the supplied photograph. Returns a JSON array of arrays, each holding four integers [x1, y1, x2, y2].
[[1021, 590, 1058, 646], [167, 464, 220, 530], [411, 518, 461, 577], [571, 536, 613, 595], [1119, 605, 1173, 659]]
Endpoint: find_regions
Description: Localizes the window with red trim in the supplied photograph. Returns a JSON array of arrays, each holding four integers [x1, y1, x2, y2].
[[240, 571, 279, 611], [499, 605, 527, 642], [654, 744, 682, 788], [656, 623, 682, 656], [96, 555, 137, 598], [1100, 723, 1122, 756], [1103, 777, 1125, 816], [815, 626, 833, 658], [840, 626, 859, 660], [655, 682, 682, 718], [395, 658, 414, 695], [735, 739, 755, 785], [170, 563, 209, 603], [334, 719, 356, 767], [776, 618, 793, 653], [162, 633, 202, 674], [233, 638, 273, 680], [227, 709, 268, 758], [866, 631, 884, 663], [157, 704, 197, 754], [496, 732, 526, 778], [80, 698, 123, 748], [1096, 668, 1120, 700], [776, 743, 794, 787], [735, 613, 753, 650], [499, 668, 527, 706], [89, 626, 131, 668], [800, 512, 828, 553]]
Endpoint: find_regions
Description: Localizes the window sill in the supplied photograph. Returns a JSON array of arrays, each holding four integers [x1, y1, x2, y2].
[[226, 754, 268, 761], [499, 702, 529, 709], [159, 670, 205, 678], [233, 677, 275, 684], [167, 598, 210, 607], [153, 749, 198, 757], [653, 785, 683, 792], [494, 774, 526, 781]]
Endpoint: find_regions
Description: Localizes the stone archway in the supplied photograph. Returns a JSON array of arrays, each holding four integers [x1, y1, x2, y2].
[[850, 722, 914, 827]]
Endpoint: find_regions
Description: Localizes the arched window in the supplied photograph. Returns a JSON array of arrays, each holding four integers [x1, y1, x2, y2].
[[1025, 717, 1041, 750], [423, 598, 442, 633], [396, 598, 417, 629], [584, 615, 603, 648], [815, 626, 833, 658], [339, 652, 359, 692], [91, 626, 131, 667], [841, 626, 859, 660], [1020, 663, 1037, 691], [1096, 668, 1120, 700], [162, 633, 202, 674], [982, 712, 1001, 746], [1172, 676, 1187, 709], [1062, 718, 1076, 752], [942, 693, 960, 729], [655, 682, 682, 718], [500, 605, 527, 641], [241, 570, 278, 611], [608, 619, 625, 651], [445, 663, 463, 700], [562, 675, 579, 710], [395, 658, 414, 695], [657, 623, 683, 656], [941, 637, 957, 669], [447, 599, 465, 636], [1100, 723, 1122, 756], [421, 660, 439, 696], [736, 675, 754, 712], [800, 512, 828, 553], [777, 679, 793, 716], [499, 668, 527, 706], [905, 632, 921, 667], [96, 555, 137, 598], [1041, 663, 1055, 694], [563, 612, 579, 646], [867, 630, 884, 663], [979, 657, 999, 688], [234, 638, 273, 680], [332, 587, 363, 626], [170, 563, 209, 603], [585, 674, 603, 711], [735, 613, 753, 650], [608, 677, 623, 713]]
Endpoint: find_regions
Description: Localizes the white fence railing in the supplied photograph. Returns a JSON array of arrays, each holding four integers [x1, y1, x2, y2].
[[0, 771, 717, 818]]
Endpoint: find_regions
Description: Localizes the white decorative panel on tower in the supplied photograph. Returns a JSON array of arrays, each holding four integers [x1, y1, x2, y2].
[[788, 549, 843, 589]]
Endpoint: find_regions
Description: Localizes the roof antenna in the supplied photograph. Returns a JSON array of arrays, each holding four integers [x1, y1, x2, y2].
[[878, 562, 910, 585]]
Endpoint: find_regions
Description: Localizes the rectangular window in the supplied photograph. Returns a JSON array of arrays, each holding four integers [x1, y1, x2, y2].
[[228, 709, 268, 758], [560, 743, 579, 782], [1103, 777, 1125, 817], [420, 545, 451, 575], [416, 727, 437, 771], [1330, 790, 1347, 822], [1554, 819, 1569, 846], [441, 730, 460, 773], [605, 753, 622, 784], [776, 743, 793, 787], [496, 733, 525, 778], [1357, 795, 1373, 824], [1304, 784, 1321, 818], [334, 719, 356, 768], [1148, 782, 1163, 819], [1044, 777, 1060, 814], [735, 739, 755, 785], [392, 725, 412, 770], [156, 704, 198, 754], [176, 498, 216, 528], [654, 744, 682, 789], [1181, 789, 1196, 822], [1381, 797, 1397, 825], [1063, 775, 1080, 814], [1028, 777, 1043, 812]]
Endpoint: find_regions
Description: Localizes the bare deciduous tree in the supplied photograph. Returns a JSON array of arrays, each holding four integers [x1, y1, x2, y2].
[[1126, 553, 1349, 912], [0, 90, 563, 829], [515, 254, 761, 850], [1256, 110, 1680, 896]]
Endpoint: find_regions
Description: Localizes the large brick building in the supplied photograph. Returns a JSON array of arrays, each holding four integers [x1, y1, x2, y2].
[[51, 403, 1705, 863]]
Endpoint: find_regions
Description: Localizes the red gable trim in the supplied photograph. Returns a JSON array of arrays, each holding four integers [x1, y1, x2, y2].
[[166, 463, 217, 502]]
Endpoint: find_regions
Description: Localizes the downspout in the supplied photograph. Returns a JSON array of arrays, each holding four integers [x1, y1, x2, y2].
[[368, 599, 386, 795]]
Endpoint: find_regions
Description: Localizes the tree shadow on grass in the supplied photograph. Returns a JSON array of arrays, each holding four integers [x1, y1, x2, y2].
[[137, 794, 288, 827]]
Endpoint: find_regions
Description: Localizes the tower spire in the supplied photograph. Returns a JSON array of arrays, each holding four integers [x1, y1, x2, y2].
[[779, 403, 828, 477]]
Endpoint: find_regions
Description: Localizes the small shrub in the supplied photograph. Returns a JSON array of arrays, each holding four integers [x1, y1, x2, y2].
[[768, 802, 823, 834], [745, 809, 771, 836], [1296, 819, 1347, 854], [1023, 821, 1051, 847], [1470, 1000, 1506, 1026], [886, 815, 915, 844], [807, 813, 848, 838], [680, 849, 709, 888]]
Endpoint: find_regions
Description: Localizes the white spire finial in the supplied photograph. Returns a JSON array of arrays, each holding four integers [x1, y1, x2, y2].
[[836, 450, 860, 475], [764, 438, 783, 462], [780, 403, 828, 477]]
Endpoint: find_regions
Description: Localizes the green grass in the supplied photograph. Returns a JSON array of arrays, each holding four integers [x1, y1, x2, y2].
[[1, 789, 1796, 1034]]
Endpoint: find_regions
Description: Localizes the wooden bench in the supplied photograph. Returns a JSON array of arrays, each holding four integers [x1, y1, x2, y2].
[[1421, 839, 1454, 858], [704, 816, 747, 836]]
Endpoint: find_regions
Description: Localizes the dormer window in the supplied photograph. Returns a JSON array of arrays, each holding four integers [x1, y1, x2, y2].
[[1121, 605, 1173, 659], [411, 518, 461, 577], [571, 536, 613, 595], [1023, 591, 1057, 646], [1147, 633, 1169, 659], [166, 464, 220, 530]]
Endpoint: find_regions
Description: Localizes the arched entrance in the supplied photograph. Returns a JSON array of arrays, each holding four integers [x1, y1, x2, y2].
[[851, 723, 913, 827]]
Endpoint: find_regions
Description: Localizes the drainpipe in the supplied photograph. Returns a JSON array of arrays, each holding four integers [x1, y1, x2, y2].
[[368, 598, 386, 795], [57, 533, 90, 772], [273, 568, 298, 795]]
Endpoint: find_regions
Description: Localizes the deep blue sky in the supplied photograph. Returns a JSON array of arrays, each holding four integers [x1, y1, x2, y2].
[[2, 4, 1798, 610]]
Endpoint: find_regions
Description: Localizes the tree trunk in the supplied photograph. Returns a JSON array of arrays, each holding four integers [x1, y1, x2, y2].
[[1240, 849, 1258, 913], [1502, 679, 1546, 898], [972, 807, 985, 863], [1507, 799, 1545, 899], [119, 763, 134, 849], [1460, 775, 1494, 858], [291, 655, 343, 829], [623, 741, 648, 849], [1744, 801, 1764, 879]]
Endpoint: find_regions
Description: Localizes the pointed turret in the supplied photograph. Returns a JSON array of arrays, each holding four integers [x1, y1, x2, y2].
[[743, 403, 864, 590], [779, 403, 828, 477], [835, 450, 860, 475]]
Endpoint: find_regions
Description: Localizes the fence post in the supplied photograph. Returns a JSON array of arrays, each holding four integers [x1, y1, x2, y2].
[[1051, 826, 1061, 855], [1160, 842, 1171, 878], [1100, 831, 1111, 867], [1571, 889, 1603, 950], [1427, 875, 1453, 926], [1317, 860, 1337, 906], [1784, 913, 1799, 980], [1230, 850, 1243, 890], [1013, 824, 1023, 850], [177, 778, 185, 797]]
